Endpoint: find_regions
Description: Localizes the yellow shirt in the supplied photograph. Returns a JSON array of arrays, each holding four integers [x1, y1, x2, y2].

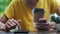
[[5, 0, 57, 31], [5, 0, 35, 31]]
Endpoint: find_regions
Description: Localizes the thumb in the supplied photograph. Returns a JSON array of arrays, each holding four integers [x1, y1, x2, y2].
[[17, 20, 22, 29]]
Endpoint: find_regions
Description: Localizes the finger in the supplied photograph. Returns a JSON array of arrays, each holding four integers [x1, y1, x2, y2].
[[11, 19, 21, 29], [7, 21, 14, 27], [9, 20, 16, 26], [49, 22, 56, 28], [11, 19, 18, 25], [5, 24, 10, 28], [17, 20, 22, 29], [12, 19, 21, 26], [17, 20, 22, 23], [39, 18, 46, 20], [38, 18, 47, 23]]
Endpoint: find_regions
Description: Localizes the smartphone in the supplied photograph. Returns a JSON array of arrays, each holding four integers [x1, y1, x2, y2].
[[33, 8, 47, 23]]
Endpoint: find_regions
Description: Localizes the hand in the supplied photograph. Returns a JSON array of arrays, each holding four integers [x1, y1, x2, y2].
[[5, 19, 21, 31], [48, 22, 57, 32], [35, 18, 57, 32], [35, 18, 49, 31]]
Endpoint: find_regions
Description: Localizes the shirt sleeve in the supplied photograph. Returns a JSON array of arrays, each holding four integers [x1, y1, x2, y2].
[[4, 0, 15, 19]]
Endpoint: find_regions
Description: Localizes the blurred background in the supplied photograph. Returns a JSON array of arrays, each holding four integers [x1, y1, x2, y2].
[[0, 0, 11, 16]]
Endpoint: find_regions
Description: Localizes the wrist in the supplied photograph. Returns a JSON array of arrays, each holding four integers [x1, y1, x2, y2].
[[0, 22, 6, 31]]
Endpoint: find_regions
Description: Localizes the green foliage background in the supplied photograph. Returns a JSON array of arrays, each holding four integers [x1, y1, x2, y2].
[[0, 0, 12, 16]]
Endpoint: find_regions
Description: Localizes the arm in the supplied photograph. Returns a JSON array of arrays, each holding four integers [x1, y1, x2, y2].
[[0, 14, 8, 31], [0, 0, 21, 31], [0, 14, 21, 31]]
